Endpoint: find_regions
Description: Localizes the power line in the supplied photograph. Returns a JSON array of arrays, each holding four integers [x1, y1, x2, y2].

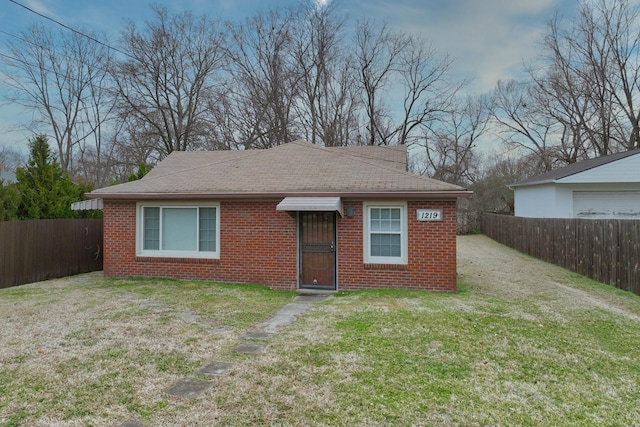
[[0, 52, 114, 95], [0, 28, 112, 77], [0, 28, 29, 44], [7, 0, 136, 61]]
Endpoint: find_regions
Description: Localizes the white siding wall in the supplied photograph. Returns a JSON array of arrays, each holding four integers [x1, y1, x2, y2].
[[514, 154, 640, 219], [514, 184, 570, 218], [554, 186, 575, 217], [573, 191, 640, 219], [515, 182, 640, 218]]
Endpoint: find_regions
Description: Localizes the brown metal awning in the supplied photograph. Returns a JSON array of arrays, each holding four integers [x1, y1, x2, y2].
[[276, 197, 343, 217]]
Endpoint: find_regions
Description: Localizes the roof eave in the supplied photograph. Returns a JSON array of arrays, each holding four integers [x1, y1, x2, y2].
[[87, 190, 473, 200], [509, 179, 557, 188]]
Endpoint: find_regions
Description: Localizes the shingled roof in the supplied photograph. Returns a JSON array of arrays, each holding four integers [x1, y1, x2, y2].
[[511, 148, 640, 187], [88, 140, 470, 200]]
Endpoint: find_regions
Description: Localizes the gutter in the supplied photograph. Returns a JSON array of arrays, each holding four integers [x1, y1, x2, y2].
[[508, 179, 557, 189], [86, 190, 474, 201]]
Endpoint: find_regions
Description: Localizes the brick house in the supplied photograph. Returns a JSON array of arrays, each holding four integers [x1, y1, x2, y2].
[[86, 140, 471, 292]]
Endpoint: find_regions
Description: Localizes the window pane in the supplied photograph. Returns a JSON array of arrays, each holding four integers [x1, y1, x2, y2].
[[162, 208, 197, 251], [370, 208, 380, 231], [199, 207, 217, 252], [370, 207, 401, 233], [388, 234, 401, 256], [371, 233, 401, 257], [143, 207, 160, 250]]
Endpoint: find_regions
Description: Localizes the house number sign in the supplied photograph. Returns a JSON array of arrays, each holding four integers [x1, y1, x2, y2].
[[417, 209, 442, 221]]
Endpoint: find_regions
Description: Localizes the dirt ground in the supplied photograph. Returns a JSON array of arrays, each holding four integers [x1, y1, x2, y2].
[[456, 235, 640, 322]]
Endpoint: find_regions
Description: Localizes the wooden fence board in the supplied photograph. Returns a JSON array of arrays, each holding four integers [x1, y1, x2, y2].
[[482, 214, 640, 296], [0, 219, 103, 289]]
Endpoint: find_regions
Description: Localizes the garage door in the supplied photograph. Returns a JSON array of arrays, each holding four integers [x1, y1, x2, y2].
[[573, 191, 640, 219]]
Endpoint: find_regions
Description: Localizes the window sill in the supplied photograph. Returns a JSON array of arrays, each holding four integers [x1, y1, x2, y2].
[[364, 263, 409, 271], [135, 256, 220, 264]]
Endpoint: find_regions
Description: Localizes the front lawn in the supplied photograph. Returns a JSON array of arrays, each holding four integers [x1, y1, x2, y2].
[[1, 238, 640, 426], [253, 286, 640, 426]]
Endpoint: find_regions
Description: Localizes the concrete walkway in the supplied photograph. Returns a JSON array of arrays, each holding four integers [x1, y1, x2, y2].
[[120, 293, 331, 426]]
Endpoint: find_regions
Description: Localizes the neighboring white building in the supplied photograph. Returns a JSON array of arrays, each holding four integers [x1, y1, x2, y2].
[[510, 149, 640, 219]]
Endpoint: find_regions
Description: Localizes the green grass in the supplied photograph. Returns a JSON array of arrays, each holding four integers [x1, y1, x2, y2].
[[101, 277, 296, 329], [2, 254, 640, 426], [223, 287, 640, 426]]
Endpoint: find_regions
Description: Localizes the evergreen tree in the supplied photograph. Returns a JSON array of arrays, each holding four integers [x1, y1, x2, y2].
[[15, 135, 84, 219], [127, 161, 153, 182], [0, 180, 20, 221]]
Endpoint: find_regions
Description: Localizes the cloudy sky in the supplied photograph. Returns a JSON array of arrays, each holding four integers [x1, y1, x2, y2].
[[0, 0, 577, 154]]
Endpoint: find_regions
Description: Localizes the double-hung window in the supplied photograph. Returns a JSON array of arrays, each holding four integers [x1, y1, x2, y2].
[[137, 202, 220, 258], [363, 202, 407, 264]]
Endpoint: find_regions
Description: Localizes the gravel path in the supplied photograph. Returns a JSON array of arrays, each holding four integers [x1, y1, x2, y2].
[[457, 235, 640, 322]]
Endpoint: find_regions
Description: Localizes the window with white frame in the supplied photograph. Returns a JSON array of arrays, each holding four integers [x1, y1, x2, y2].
[[137, 202, 220, 258], [363, 202, 407, 264]]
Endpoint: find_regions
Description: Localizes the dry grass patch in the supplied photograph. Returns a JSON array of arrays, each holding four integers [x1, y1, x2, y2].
[[0, 274, 294, 426], [2, 237, 640, 426]]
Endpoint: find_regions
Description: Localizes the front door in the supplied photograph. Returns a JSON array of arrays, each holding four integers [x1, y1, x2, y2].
[[299, 212, 336, 290]]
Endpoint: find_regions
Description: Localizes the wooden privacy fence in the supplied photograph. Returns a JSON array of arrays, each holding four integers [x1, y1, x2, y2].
[[482, 213, 640, 296], [0, 219, 103, 289]]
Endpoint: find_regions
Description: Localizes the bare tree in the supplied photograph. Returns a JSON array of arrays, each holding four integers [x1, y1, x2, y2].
[[471, 154, 546, 213], [98, 115, 159, 184], [537, 0, 640, 155], [420, 95, 490, 185], [491, 79, 559, 171], [354, 21, 409, 145], [5, 24, 114, 174], [224, 9, 300, 149], [291, 4, 359, 146], [0, 146, 23, 178], [113, 6, 226, 156], [74, 49, 118, 187], [529, 68, 594, 164], [395, 36, 459, 146], [490, 0, 640, 172]]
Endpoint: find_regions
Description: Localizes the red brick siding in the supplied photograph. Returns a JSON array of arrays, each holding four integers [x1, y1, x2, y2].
[[337, 200, 457, 292], [103, 200, 297, 289], [103, 199, 458, 292]]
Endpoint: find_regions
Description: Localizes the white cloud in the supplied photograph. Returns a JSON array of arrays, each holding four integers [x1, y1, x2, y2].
[[23, 0, 57, 18], [357, 0, 574, 94]]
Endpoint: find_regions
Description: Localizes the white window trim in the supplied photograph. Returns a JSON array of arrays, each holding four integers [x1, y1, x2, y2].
[[136, 201, 220, 259], [363, 201, 408, 264]]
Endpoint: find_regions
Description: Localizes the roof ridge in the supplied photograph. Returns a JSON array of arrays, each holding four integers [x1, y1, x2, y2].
[[326, 144, 407, 169], [324, 145, 464, 189], [290, 140, 410, 174]]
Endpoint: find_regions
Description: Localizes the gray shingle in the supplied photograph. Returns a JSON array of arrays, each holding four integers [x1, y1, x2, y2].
[[89, 140, 469, 198]]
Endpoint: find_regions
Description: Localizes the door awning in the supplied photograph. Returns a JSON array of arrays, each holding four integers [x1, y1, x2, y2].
[[71, 198, 103, 211], [276, 197, 343, 217]]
